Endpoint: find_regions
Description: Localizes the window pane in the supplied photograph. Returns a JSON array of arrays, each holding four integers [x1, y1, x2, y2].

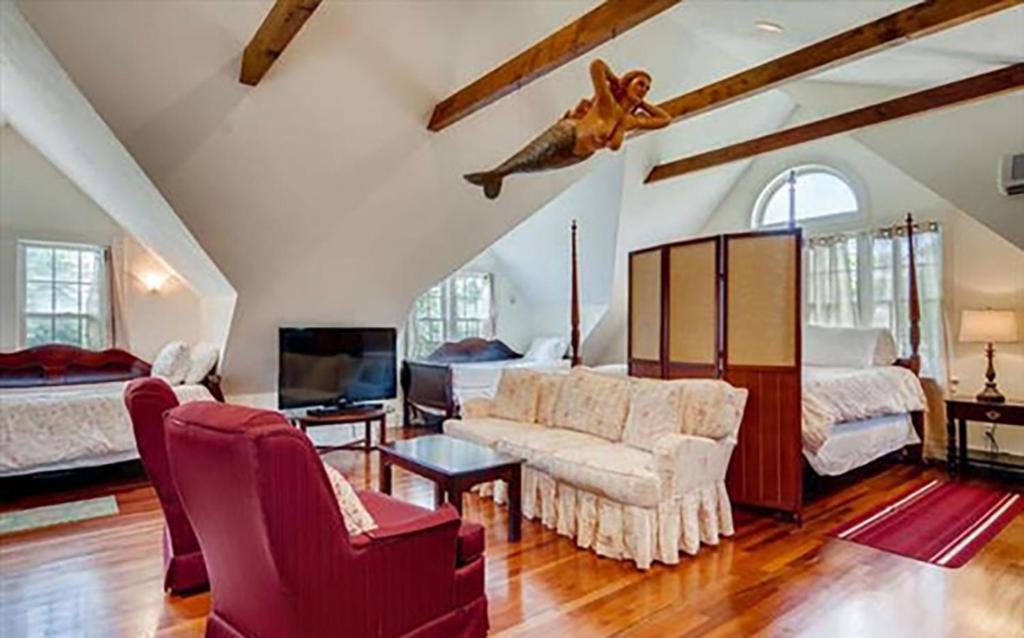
[[81, 284, 101, 315], [55, 249, 80, 282], [54, 317, 82, 345], [758, 168, 858, 227], [55, 283, 80, 314], [795, 172, 858, 221], [26, 283, 54, 313], [761, 186, 792, 226], [81, 251, 100, 283], [25, 247, 53, 281], [25, 316, 53, 346], [83, 317, 106, 349]]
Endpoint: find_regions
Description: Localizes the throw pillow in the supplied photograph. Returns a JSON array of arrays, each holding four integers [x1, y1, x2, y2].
[[491, 369, 541, 422], [322, 462, 377, 536], [553, 368, 630, 441], [184, 342, 219, 384], [679, 381, 749, 440], [534, 372, 568, 426], [152, 341, 191, 385], [621, 378, 684, 451]]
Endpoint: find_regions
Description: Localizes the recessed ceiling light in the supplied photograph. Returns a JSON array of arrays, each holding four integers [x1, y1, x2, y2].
[[755, 20, 785, 34]]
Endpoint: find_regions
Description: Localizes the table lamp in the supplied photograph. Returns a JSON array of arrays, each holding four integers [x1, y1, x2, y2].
[[958, 309, 1019, 403]]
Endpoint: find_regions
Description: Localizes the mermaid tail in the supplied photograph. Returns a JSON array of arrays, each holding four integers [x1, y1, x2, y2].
[[464, 119, 586, 199]]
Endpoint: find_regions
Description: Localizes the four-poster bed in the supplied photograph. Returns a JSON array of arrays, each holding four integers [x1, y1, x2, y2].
[[628, 214, 927, 520], [401, 221, 583, 426]]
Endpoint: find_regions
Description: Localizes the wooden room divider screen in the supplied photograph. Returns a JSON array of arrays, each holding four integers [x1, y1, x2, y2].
[[628, 229, 803, 517]]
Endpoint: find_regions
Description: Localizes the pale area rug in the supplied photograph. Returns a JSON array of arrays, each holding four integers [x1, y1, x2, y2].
[[0, 496, 119, 535]]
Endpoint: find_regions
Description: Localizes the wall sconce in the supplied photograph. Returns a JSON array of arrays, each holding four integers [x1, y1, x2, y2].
[[140, 271, 169, 294]]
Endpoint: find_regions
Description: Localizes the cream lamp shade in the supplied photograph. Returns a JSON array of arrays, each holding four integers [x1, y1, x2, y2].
[[958, 309, 1019, 343]]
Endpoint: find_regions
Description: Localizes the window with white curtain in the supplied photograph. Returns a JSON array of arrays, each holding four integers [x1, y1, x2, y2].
[[407, 272, 494, 359], [754, 165, 862, 228], [19, 240, 111, 349], [802, 223, 945, 380]]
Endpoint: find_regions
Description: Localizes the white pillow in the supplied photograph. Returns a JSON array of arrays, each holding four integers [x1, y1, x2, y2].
[[184, 342, 219, 384], [803, 325, 898, 368], [323, 462, 377, 536], [524, 336, 568, 362], [151, 341, 191, 385]]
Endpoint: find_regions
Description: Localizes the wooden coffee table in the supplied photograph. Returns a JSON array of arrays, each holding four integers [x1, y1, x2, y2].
[[378, 435, 523, 541], [291, 406, 387, 453]]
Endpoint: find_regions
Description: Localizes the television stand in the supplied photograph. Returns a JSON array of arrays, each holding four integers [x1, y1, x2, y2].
[[291, 405, 387, 453], [307, 403, 383, 418]]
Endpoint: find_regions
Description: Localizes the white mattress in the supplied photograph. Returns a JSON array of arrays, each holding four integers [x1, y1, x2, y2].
[[0, 380, 214, 476], [452, 359, 571, 402], [803, 412, 919, 476]]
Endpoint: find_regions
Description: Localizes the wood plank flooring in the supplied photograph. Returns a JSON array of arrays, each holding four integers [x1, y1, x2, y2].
[[1, 448, 1020, 638]]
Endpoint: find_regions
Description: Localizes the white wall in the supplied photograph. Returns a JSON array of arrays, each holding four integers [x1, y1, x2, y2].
[[0, 124, 202, 360], [696, 112, 1024, 454]]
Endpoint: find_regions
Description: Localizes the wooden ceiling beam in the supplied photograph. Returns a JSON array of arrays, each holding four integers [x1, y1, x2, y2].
[[650, 0, 1023, 128], [240, 0, 323, 86], [427, 0, 684, 132], [645, 64, 1024, 183]]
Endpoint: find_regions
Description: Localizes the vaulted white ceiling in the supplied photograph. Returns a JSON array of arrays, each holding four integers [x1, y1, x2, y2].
[[13, 0, 1023, 393]]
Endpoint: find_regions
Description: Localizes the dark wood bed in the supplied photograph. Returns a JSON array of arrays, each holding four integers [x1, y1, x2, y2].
[[401, 338, 522, 426], [401, 220, 583, 428], [0, 344, 225, 400]]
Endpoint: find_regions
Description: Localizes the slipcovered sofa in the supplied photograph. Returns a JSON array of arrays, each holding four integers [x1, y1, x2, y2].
[[444, 367, 748, 570]]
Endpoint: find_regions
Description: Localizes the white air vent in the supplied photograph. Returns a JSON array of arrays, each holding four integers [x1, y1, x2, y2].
[[998, 153, 1024, 196]]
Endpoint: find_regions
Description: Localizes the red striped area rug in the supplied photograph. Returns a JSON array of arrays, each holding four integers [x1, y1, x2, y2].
[[830, 479, 1023, 568]]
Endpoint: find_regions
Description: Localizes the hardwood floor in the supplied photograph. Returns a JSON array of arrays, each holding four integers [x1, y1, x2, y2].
[[1, 449, 1020, 638]]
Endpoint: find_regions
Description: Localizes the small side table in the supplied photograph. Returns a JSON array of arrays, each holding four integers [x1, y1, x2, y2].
[[291, 407, 387, 453], [946, 397, 1024, 478]]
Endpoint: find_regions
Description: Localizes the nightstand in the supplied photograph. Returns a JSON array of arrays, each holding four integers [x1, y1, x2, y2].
[[945, 397, 1024, 478]]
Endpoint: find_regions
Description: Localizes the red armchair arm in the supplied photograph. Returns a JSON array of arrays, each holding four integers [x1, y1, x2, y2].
[[365, 503, 461, 542]]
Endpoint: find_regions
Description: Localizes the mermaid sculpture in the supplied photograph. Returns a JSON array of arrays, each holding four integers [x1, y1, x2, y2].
[[464, 59, 671, 199]]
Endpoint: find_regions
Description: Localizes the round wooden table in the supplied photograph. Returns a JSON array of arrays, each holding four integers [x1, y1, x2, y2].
[[291, 406, 387, 453]]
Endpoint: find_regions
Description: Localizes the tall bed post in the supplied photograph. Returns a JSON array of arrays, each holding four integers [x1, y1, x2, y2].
[[905, 213, 922, 376], [570, 219, 582, 366]]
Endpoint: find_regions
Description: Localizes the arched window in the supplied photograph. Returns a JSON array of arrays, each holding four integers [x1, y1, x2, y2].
[[752, 165, 861, 228]]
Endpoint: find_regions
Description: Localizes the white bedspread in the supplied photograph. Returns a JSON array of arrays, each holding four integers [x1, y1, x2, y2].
[[452, 359, 571, 403], [802, 365, 925, 453], [0, 381, 213, 475]]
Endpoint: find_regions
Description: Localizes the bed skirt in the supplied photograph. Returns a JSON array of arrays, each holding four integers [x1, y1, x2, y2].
[[477, 466, 734, 570]]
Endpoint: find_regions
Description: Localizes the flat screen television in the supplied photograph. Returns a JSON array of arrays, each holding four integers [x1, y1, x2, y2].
[[278, 327, 397, 410]]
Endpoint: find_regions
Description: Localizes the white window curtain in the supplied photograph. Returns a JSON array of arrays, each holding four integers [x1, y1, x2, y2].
[[804, 235, 860, 327], [803, 221, 946, 382], [868, 223, 946, 381]]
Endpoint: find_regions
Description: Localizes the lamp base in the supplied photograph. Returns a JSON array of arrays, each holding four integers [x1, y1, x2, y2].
[[976, 383, 1006, 404]]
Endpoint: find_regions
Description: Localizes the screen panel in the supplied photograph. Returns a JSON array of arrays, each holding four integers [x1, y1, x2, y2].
[[725, 233, 799, 367], [667, 238, 718, 376], [629, 248, 663, 366]]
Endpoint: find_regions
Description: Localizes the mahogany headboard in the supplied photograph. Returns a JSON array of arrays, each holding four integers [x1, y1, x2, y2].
[[0, 345, 151, 388], [425, 338, 522, 364], [0, 344, 225, 401]]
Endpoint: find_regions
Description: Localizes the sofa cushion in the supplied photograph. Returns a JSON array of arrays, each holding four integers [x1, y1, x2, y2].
[[621, 378, 685, 452], [551, 368, 630, 441], [495, 427, 607, 465], [535, 373, 567, 426], [536, 443, 662, 507], [678, 381, 748, 441], [444, 417, 537, 448], [491, 369, 541, 422]]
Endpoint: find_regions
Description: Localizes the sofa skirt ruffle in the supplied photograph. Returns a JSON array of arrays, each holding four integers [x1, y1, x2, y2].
[[476, 466, 734, 570]]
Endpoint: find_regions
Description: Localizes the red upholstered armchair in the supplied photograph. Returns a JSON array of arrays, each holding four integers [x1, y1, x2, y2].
[[124, 377, 208, 594], [164, 402, 488, 638]]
